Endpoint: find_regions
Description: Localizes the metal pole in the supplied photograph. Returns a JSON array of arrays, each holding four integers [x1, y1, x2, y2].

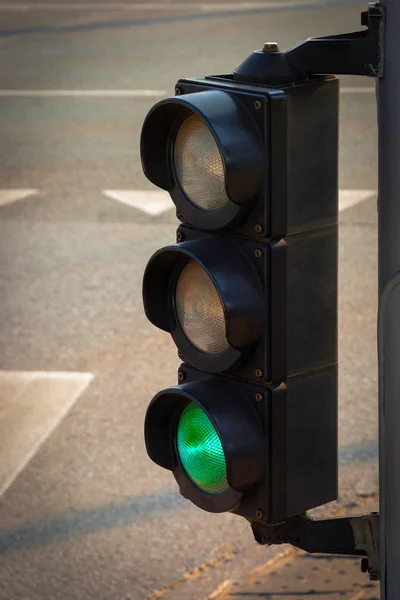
[[377, 1, 400, 598]]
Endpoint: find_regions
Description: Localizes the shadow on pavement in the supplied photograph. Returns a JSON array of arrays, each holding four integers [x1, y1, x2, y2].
[[0, 488, 185, 555]]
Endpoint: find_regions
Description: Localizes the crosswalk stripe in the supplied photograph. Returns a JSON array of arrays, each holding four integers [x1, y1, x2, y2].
[[0, 371, 93, 497]]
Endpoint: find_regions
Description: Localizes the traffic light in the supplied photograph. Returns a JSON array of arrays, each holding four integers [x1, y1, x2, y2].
[[141, 62, 339, 525]]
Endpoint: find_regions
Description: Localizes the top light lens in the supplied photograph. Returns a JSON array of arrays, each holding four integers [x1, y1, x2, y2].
[[174, 114, 230, 211]]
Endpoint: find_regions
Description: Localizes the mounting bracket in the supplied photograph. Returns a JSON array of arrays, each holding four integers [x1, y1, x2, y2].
[[234, 2, 385, 85], [251, 512, 380, 580]]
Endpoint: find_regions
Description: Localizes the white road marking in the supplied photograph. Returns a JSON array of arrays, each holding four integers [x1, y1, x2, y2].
[[0, 90, 166, 98], [339, 189, 376, 212], [341, 87, 375, 95], [0, 189, 38, 207], [0, 371, 94, 497], [103, 190, 173, 216]]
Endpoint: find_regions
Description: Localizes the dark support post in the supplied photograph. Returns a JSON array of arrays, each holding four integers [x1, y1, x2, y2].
[[378, 1, 399, 598]]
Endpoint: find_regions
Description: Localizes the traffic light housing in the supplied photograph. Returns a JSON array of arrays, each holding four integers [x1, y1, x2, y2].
[[145, 365, 337, 522], [141, 70, 339, 526]]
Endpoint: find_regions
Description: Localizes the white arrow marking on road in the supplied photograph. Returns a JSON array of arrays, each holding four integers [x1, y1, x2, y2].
[[0, 371, 94, 498], [102, 189, 376, 217], [339, 189, 376, 212], [0, 189, 38, 207], [103, 190, 174, 216]]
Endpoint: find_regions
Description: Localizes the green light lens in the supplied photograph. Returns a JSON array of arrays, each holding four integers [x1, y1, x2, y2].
[[177, 402, 229, 495]]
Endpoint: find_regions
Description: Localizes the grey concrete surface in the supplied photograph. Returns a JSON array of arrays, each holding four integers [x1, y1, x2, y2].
[[0, 2, 379, 599]]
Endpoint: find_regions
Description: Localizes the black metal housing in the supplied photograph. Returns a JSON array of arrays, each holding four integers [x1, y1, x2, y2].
[[157, 225, 337, 384], [144, 376, 265, 513], [141, 56, 339, 523], [165, 365, 338, 523], [252, 512, 380, 580], [163, 75, 339, 240], [142, 235, 266, 373]]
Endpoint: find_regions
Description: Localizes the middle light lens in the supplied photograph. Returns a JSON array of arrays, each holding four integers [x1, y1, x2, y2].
[[175, 259, 229, 354]]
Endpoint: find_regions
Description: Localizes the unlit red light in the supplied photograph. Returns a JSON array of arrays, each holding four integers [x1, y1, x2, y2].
[[174, 113, 230, 211]]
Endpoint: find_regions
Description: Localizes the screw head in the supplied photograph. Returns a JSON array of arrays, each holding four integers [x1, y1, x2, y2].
[[255, 224, 264, 234], [178, 371, 185, 382], [256, 509, 264, 519], [255, 249, 263, 258], [262, 42, 279, 52], [361, 558, 369, 573], [255, 100, 262, 110], [255, 393, 263, 401], [361, 11, 368, 27], [255, 368, 264, 378]]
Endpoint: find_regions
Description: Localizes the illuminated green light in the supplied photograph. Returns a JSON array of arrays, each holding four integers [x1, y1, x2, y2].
[[177, 402, 229, 495]]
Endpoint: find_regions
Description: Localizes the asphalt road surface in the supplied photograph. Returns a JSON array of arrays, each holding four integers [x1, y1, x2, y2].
[[0, 2, 379, 599]]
